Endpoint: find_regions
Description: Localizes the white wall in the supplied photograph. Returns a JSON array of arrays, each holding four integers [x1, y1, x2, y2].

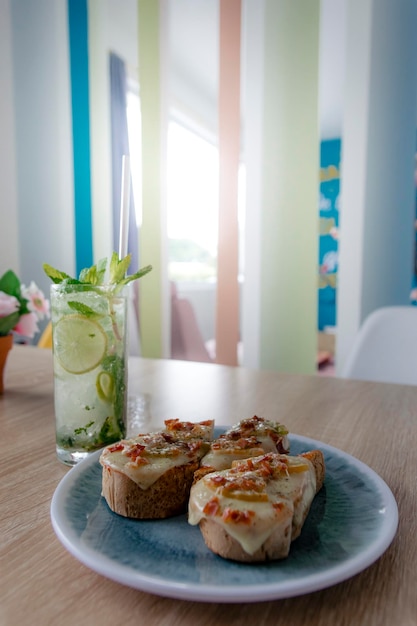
[[88, 0, 140, 264], [7, 0, 75, 303], [318, 0, 347, 140], [336, 0, 417, 372], [107, 0, 139, 66], [1, 0, 140, 297], [168, 0, 219, 135], [241, 0, 264, 368], [0, 0, 19, 275]]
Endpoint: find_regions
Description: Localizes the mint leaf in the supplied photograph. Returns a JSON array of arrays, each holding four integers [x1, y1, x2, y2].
[[109, 252, 119, 283], [74, 420, 95, 435], [68, 301, 101, 317], [43, 263, 72, 284], [78, 265, 98, 284], [102, 354, 126, 431], [96, 258, 107, 284], [119, 264, 153, 288], [77, 258, 108, 285], [44, 252, 152, 292], [109, 252, 131, 285], [61, 278, 82, 286]]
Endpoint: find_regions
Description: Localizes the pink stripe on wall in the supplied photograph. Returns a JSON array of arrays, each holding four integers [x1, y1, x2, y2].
[[215, 0, 241, 366]]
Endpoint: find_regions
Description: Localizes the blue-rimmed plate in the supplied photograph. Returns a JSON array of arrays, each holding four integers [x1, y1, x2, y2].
[[50, 434, 398, 603]]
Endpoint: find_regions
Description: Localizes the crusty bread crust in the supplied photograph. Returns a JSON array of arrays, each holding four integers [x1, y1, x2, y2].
[[300, 449, 325, 493], [199, 516, 292, 563], [197, 450, 325, 562], [193, 465, 216, 484], [102, 460, 200, 519]]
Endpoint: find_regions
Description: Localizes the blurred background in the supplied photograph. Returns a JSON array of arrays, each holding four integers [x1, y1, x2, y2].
[[1, 0, 417, 376]]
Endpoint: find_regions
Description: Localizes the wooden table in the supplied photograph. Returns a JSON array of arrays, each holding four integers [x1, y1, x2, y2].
[[1, 346, 416, 625]]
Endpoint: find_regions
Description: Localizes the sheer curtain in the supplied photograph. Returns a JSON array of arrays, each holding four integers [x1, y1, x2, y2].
[[109, 51, 138, 273], [109, 51, 141, 355]]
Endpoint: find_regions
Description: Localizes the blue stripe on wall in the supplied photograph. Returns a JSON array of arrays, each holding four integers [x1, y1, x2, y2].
[[67, 0, 93, 275]]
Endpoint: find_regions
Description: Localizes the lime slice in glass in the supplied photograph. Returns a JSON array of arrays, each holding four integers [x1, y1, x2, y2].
[[54, 315, 107, 374], [96, 371, 115, 402]]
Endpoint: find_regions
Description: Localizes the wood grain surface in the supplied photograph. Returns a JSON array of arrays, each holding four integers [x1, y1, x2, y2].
[[1, 346, 416, 626]]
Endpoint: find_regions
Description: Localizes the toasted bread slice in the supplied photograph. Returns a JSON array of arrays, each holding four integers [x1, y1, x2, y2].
[[189, 450, 325, 562], [300, 449, 325, 492], [198, 514, 293, 562], [101, 460, 200, 519], [197, 416, 290, 477], [100, 419, 214, 519]]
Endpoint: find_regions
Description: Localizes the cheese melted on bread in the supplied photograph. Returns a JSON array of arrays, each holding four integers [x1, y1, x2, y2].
[[188, 453, 317, 557], [100, 419, 214, 490], [200, 416, 290, 472]]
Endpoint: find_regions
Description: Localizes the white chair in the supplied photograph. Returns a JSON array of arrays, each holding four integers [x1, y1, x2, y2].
[[341, 306, 417, 385]]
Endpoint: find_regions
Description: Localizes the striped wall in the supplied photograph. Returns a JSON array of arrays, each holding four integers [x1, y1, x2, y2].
[[68, 0, 93, 275], [0, 0, 19, 275], [336, 0, 417, 372], [4, 0, 324, 372], [7, 0, 75, 301], [133, 0, 320, 372], [260, 0, 320, 374], [137, 0, 165, 359], [215, 0, 241, 366], [5, 0, 417, 371]]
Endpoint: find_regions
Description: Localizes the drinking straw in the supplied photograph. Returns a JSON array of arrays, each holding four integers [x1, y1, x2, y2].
[[118, 154, 131, 259]]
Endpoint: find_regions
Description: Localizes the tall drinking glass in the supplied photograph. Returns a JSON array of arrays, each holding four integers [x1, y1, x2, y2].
[[50, 283, 128, 465]]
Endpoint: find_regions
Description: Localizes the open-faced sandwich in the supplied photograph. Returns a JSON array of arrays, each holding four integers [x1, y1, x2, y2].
[[194, 415, 290, 481], [188, 450, 325, 562], [99, 415, 325, 563], [100, 419, 214, 519]]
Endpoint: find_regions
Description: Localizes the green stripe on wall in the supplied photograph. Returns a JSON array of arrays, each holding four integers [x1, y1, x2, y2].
[[68, 0, 93, 275], [137, 0, 163, 358], [260, 0, 320, 374]]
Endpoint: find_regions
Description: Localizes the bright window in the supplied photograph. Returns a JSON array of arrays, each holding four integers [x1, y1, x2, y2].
[[167, 121, 219, 282], [126, 90, 245, 283]]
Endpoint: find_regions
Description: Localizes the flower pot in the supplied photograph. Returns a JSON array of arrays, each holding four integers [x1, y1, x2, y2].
[[0, 334, 13, 394]]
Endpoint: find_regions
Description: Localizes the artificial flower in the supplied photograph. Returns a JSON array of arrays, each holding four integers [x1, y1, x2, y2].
[[0, 292, 20, 317], [21, 281, 50, 320], [0, 270, 50, 338], [13, 312, 39, 337]]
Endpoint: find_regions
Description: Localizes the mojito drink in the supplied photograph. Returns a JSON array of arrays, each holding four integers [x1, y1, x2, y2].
[[51, 284, 128, 465]]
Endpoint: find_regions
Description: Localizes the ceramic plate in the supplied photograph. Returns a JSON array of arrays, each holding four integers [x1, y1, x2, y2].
[[50, 434, 398, 603]]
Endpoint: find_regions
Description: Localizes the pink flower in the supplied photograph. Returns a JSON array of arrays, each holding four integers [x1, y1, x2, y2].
[[0, 291, 20, 317], [13, 312, 39, 338], [21, 281, 50, 320]]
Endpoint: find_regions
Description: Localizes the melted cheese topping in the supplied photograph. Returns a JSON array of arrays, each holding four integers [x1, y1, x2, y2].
[[164, 418, 215, 442], [200, 439, 266, 471], [188, 453, 316, 556], [200, 416, 290, 471], [100, 420, 213, 490]]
